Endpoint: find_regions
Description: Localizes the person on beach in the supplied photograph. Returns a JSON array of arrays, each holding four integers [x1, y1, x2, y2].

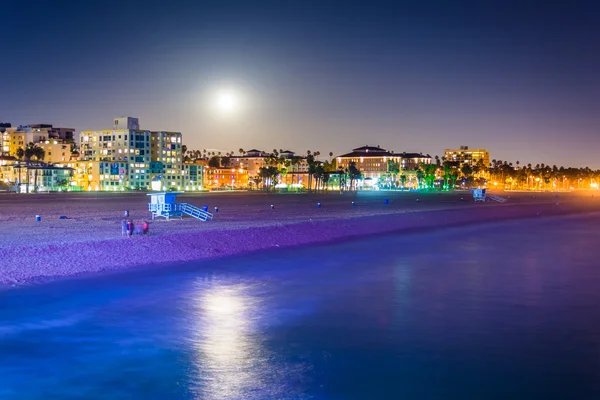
[[135, 221, 144, 236], [127, 219, 135, 238], [142, 221, 150, 235], [121, 219, 128, 237]]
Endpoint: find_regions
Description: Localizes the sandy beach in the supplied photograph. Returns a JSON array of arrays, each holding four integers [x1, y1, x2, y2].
[[1, 190, 599, 286]]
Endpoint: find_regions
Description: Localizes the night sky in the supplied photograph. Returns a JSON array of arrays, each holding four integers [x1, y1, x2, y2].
[[1, 1, 599, 167]]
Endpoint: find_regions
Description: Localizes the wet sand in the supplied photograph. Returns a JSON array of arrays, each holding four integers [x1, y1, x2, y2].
[[0, 190, 599, 285]]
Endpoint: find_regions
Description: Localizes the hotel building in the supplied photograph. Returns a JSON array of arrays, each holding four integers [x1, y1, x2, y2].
[[337, 146, 432, 179], [203, 167, 249, 190]]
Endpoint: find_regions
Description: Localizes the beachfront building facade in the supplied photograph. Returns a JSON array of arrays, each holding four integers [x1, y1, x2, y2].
[[76, 118, 195, 191], [226, 149, 311, 189], [13, 164, 74, 192], [336, 146, 398, 179], [80, 127, 151, 190], [182, 164, 203, 191], [0, 162, 74, 192], [60, 161, 101, 191], [203, 167, 249, 190], [149, 131, 184, 190], [444, 146, 490, 168], [336, 146, 433, 189]]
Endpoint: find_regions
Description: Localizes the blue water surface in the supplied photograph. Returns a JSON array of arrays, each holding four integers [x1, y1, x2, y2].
[[2, 215, 600, 399]]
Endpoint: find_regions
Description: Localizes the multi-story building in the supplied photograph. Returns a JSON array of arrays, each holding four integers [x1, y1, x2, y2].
[[229, 149, 270, 177], [203, 167, 248, 190], [9, 131, 26, 156], [444, 146, 490, 168], [79, 118, 188, 191], [182, 164, 204, 191], [56, 160, 101, 191], [27, 124, 76, 142], [80, 121, 152, 190], [336, 145, 399, 180], [1, 162, 74, 192], [0, 123, 13, 156], [336, 145, 433, 188], [37, 140, 74, 163], [149, 131, 183, 189], [399, 153, 433, 171], [9, 124, 76, 144]]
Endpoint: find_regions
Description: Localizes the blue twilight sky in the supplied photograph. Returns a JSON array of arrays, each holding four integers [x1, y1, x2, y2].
[[1, 0, 599, 167]]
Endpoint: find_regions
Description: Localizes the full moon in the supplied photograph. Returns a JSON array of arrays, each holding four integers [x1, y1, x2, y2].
[[215, 89, 241, 114]]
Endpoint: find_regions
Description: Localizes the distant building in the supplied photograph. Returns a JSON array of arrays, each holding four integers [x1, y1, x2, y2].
[[203, 167, 248, 190], [336, 145, 433, 188], [37, 141, 73, 163], [399, 152, 433, 171], [444, 146, 490, 168], [0, 123, 13, 156], [28, 124, 76, 142], [182, 164, 204, 190], [229, 149, 270, 177], [13, 124, 76, 143], [337, 145, 402, 180]]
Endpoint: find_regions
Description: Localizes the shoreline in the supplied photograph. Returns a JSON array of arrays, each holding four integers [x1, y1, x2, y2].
[[2, 196, 600, 287]]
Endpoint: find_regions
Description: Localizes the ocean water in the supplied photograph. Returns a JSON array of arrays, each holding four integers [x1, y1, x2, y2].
[[1, 215, 600, 399]]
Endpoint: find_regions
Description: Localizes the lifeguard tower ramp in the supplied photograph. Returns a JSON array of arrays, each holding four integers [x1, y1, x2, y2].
[[179, 202, 213, 221], [147, 192, 213, 221]]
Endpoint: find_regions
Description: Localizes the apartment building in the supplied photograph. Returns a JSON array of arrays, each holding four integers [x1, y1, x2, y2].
[[150, 131, 184, 189], [444, 146, 490, 168], [79, 119, 188, 190], [80, 124, 152, 190]]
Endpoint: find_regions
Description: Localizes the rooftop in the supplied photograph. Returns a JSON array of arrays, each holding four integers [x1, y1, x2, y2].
[[338, 145, 393, 158]]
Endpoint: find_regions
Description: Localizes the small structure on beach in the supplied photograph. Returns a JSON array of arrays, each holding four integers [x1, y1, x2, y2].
[[147, 192, 213, 221]]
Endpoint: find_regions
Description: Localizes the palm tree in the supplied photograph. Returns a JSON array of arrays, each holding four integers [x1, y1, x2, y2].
[[399, 174, 407, 189], [421, 163, 437, 189], [239, 148, 245, 156], [306, 153, 316, 191], [329, 151, 333, 161], [16, 147, 25, 160], [24, 143, 45, 161], [347, 161, 361, 190]]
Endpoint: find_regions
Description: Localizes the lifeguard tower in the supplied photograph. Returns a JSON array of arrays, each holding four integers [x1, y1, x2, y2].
[[147, 192, 213, 221], [473, 188, 487, 202], [472, 189, 507, 203]]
